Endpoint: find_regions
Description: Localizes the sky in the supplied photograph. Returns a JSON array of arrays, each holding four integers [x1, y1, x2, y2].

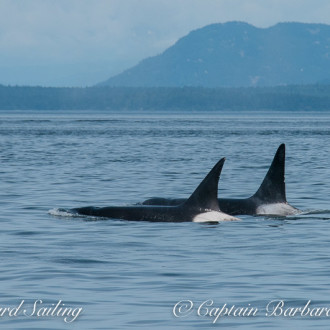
[[1, 0, 330, 87]]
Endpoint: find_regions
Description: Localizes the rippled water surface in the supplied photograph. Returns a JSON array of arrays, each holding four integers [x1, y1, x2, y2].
[[1, 110, 330, 329]]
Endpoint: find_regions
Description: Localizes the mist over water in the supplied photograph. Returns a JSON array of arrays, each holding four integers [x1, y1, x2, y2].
[[1, 111, 330, 329]]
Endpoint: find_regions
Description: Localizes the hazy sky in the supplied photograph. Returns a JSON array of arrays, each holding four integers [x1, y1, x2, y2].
[[1, 0, 330, 86]]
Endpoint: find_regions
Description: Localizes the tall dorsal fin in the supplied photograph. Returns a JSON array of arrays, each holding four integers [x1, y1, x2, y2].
[[253, 144, 287, 203], [183, 158, 225, 211]]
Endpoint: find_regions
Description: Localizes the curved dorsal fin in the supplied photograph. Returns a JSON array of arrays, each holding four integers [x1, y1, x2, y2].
[[253, 144, 286, 203], [183, 158, 225, 211]]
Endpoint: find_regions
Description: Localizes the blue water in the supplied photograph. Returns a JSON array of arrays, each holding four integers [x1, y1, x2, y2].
[[1, 111, 330, 329]]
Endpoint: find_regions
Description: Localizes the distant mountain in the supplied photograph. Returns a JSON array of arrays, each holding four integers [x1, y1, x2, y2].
[[99, 22, 330, 87]]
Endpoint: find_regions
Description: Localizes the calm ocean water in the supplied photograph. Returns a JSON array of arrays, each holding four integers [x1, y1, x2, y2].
[[0, 110, 330, 329]]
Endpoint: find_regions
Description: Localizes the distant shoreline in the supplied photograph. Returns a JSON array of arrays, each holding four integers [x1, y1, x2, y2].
[[1, 84, 330, 111]]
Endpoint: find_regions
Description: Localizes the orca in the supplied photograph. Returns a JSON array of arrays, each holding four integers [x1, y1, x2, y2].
[[68, 158, 239, 222], [142, 144, 299, 216]]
